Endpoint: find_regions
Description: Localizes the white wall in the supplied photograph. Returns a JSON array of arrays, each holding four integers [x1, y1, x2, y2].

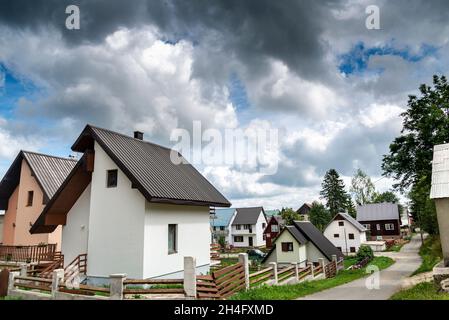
[[228, 210, 267, 247], [61, 184, 91, 266], [87, 141, 146, 279], [305, 241, 329, 263], [143, 203, 210, 278], [324, 220, 366, 255], [254, 213, 267, 246], [264, 230, 307, 267]]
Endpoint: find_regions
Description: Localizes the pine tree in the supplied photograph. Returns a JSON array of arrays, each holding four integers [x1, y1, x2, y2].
[[308, 201, 331, 231], [320, 169, 351, 216]]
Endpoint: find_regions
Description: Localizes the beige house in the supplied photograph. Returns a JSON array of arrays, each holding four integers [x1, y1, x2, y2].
[[263, 221, 343, 267], [0, 151, 76, 249]]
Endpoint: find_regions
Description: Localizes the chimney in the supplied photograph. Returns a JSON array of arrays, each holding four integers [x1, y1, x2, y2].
[[134, 131, 144, 140]]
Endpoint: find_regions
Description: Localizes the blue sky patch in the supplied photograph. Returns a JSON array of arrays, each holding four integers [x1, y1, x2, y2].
[[339, 42, 438, 75], [228, 72, 250, 111]]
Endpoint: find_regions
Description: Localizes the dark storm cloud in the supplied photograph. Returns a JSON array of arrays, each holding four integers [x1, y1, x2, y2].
[[0, 0, 342, 81]]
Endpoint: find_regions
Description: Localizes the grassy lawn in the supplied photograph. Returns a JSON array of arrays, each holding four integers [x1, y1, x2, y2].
[[230, 256, 394, 300], [390, 282, 449, 300], [344, 257, 357, 268], [412, 235, 442, 276]]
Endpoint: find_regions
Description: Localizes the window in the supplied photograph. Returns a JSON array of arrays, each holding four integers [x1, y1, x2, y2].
[[236, 225, 242, 230], [220, 226, 225, 231], [26, 191, 34, 207], [244, 224, 251, 230], [385, 223, 395, 231], [334, 234, 339, 238], [168, 224, 177, 254], [337, 247, 342, 252], [234, 236, 244, 242], [106, 169, 118, 188], [364, 224, 371, 230], [271, 224, 279, 232], [350, 247, 356, 253], [262, 223, 266, 229], [376, 224, 381, 231], [281, 242, 294, 252], [263, 234, 266, 241], [338, 221, 344, 226], [348, 233, 355, 240]]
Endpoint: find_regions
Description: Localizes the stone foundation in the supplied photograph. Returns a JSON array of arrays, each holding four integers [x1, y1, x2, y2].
[[433, 261, 449, 291]]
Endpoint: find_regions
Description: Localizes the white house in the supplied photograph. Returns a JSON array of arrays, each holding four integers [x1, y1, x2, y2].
[[228, 207, 267, 247], [31, 125, 231, 282], [263, 221, 344, 267], [324, 213, 367, 255]]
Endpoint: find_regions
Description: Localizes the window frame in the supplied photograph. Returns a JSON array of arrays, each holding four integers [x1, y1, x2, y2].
[[281, 242, 294, 252], [234, 236, 244, 243], [338, 221, 344, 226], [385, 223, 395, 231], [168, 224, 178, 254], [348, 233, 355, 240], [334, 233, 340, 238], [106, 169, 118, 188], [26, 190, 34, 207]]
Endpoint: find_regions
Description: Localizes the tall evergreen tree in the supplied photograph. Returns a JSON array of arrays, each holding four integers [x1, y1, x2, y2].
[[308, 201, 331, 231], [320, 169, 351, 216]]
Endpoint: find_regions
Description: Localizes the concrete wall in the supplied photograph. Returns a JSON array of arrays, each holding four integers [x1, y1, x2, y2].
[[306, 241, 330, 263], [435, 198, 449, 266], [87, 141, 146, 279], [324, 220, 366, 255], [143, 203, 211, 278], [61, 184, 91, 266]]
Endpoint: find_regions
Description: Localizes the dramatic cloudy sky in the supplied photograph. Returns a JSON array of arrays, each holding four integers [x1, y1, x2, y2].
[[0, 0, 447, 209]]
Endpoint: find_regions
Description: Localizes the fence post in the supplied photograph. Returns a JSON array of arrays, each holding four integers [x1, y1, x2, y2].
[[293, 263, 299, 281], [308, 262, 315, 278], [109, 274, 126, 300], [332, 255, 338, 274], [19, 263, 27, 277], [51, 268, 64, 298], [319, 258, 325, 277], [183, 256, 197, 299], [7, 271, 19, 295], [238, 253, 250, 290], [269, 262, 278, 285]]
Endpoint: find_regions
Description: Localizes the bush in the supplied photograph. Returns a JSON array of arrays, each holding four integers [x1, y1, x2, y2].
[[356, 245, 373, 263]]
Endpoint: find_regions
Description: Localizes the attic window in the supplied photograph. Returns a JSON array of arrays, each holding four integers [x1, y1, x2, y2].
[[338, 221, 344, 226], [106, 170, 118, 188], [26, 191, 34, 207], [281, 242, 293, 252]]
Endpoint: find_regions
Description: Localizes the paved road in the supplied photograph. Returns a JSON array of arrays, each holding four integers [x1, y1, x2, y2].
[[298, 234, 423, 300]]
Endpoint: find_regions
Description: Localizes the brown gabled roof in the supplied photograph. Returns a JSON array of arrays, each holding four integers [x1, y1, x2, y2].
[[0, 151, 77, 210], [31, 125, 231, 233], [73, 125, 231, 207]]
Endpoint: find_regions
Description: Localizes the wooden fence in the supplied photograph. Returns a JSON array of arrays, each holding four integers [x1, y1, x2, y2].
[[0, 244, 57, 263], [196, 262, 245, 299], [123, 278, 184, 297]]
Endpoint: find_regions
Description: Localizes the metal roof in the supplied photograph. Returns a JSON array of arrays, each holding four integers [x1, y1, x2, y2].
[[0, 151, 76, 209], [293, 221, 344, 260], [211, 208, 236, 227], [356, 203, 400, 222], [231, 207, 266, 225], [286, 225, 307, 245], [329, 212, 367, 232], [430, 143, 449, 199], [72, 125, 231, 207]]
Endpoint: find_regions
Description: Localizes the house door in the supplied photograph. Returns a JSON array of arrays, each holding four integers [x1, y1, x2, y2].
[[248, 236, 253, 247]]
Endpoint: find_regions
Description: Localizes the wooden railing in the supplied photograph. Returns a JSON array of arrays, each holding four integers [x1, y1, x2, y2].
[[210, 243, 221, 261], [40, 254, 64, 279], [249, 266, 273, 288], [64, 254, 87, 280], [277, 265, 295, 283], [0, 244, 57, 263], [123, 278, 184, 296], [197, 262, 245, 299], [13, 275, 52, 293]]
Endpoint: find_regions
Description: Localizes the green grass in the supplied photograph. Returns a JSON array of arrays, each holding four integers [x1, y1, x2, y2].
[[412, 235, 442, 276], [0, 296, 22, 300], [390, 282, 449, 300], [343, 257, 358, 268], [230, 256, 394, 300]]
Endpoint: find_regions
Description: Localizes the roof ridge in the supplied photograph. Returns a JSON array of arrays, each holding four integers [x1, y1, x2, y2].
[[87, 124, 174, 152], [22, 150, 78, 162]]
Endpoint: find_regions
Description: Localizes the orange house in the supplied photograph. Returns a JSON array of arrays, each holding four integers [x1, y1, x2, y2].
[[0, 151, 76, 249]]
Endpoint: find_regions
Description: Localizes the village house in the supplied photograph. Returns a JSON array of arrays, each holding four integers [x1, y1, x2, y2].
[[210, 208, 235, 244], [30, 125, 231, 282], [296, 203, 312, 221], [323, 213, 367, 255], [0, 151, 76, 249], [228, 207, 267, 248], [356, 203, 401, 240], [263, 215, 285, 248], [263, 221, 343, 267]]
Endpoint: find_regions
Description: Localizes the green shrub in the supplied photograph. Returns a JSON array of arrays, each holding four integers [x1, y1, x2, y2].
[[356, 245, 373, 262]]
